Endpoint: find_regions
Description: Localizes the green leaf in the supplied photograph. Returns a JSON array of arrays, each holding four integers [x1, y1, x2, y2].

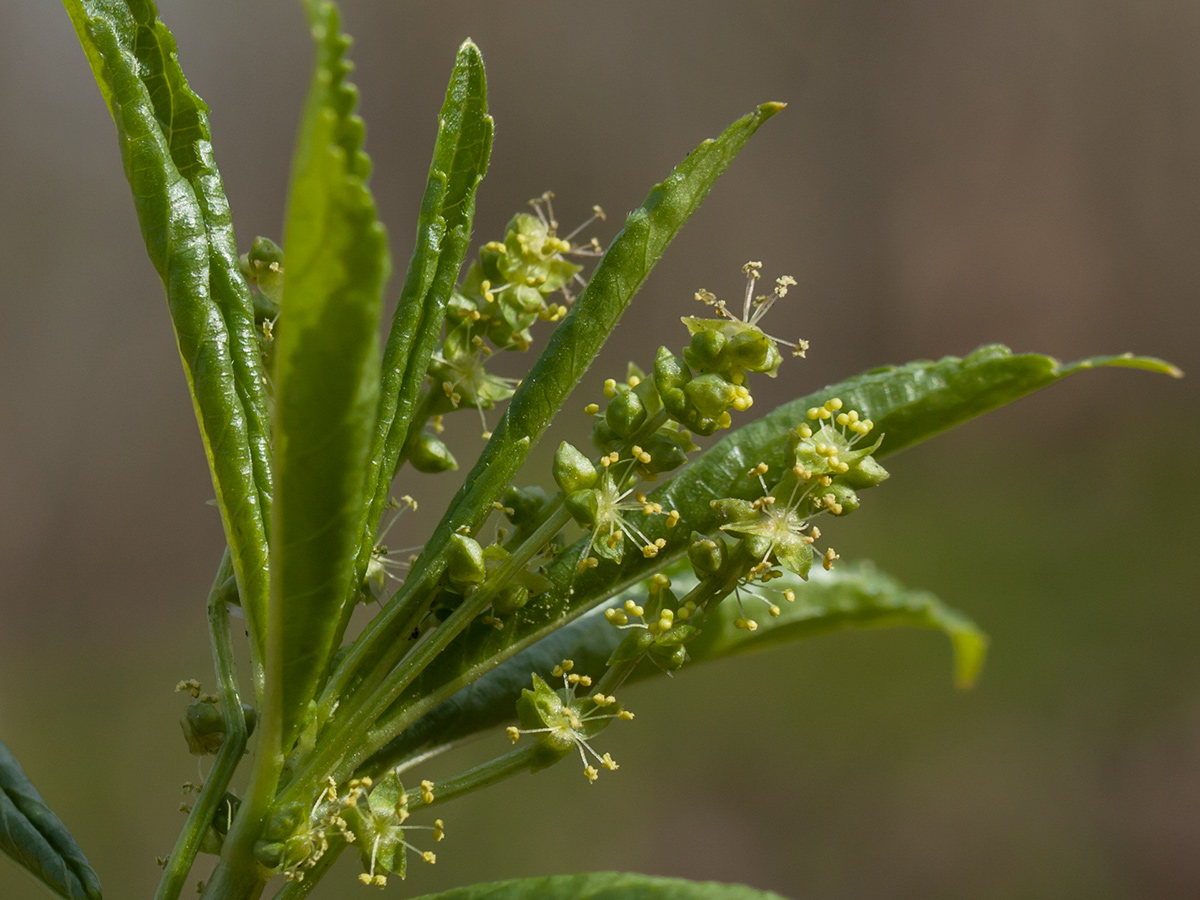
[[355, 37, 493, 598], [270, 0, 389, 746], [370, 103, 784, 655], [63, 0, 272, 665], [0, 740, 102, 900], [374, 345, 1174, 757], [408, 873, 786, 900], [365, 564, 982, 772]]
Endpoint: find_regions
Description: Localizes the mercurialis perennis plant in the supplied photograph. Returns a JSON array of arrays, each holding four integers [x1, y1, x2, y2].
[[0, 2, 1183, 900]]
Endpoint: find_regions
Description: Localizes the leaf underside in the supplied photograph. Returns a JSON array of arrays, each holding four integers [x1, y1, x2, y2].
[[0, 740, 102, 900]]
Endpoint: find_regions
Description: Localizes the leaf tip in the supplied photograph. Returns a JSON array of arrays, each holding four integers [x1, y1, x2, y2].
[[951, 629, 989, 691]]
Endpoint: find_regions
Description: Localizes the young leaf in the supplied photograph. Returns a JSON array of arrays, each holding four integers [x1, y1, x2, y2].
[[0, 740, 103, 900], [62, 0, 272, 665], [408, 873, 786, 900], [364, 564, 983, 773], [355, 37, 493, 602], [270, 0, 389, 746], [372, 345, 1174, 754]]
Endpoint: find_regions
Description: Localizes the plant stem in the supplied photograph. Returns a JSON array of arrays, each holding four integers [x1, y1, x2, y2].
[[155, 552, 248, 900], [284, 506, 572, 804]]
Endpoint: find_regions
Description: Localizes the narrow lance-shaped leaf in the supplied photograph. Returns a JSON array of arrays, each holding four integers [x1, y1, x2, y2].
[[364, 103, 785, 654], [62, 0, 272, 665], [365, 564, 983, 772], [408, 873, 787, 900], [379, 346, 1177, 748], [354, 38, 493, 601], [0, 740, 103, 900], [270, 0, 390, 746]]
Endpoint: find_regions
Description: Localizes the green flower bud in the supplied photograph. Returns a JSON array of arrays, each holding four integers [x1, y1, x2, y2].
[[260, 801, 308, 843], [684, 373, 738, 418], [649, 642, 689, 671], [653, 347, 691, 422], [564, 488, 600, 528], [239, 236, 285, 310], [817, 482, 860, 516], [553, 441, 599, 493], [409, 432, 458, 473], [503, 485, 551, 527], [181, 700, 252, 756], [605, 385, 648, 438], [492, 583, 530, 615], [607, 629, 657, 665], [837, 454, 890, 489], [636, 433, 689, 475], [688, 533, 727, 577], [446, 534, 487, 588]]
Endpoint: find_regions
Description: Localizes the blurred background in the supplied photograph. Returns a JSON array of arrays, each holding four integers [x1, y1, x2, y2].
[[1, 1, 1198, 897]]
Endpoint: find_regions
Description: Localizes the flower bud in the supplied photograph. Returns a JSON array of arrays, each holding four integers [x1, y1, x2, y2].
[[605, 385, 648, 438], [503, 485, 551, 527], [493, 583, 530, 615], [553, 442, 599, 493], [446, 534, 487, 588], [409, 432, 458, 473], [688, 534, 727, 578]]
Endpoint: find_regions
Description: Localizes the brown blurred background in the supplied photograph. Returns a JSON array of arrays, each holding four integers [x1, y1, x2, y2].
[[1, 2, 1198, 898]]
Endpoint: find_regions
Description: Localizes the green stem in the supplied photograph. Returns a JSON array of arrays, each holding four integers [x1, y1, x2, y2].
[[404, 746, 540, 813], [156, 552, 248, 900], [285, 506, 571, 804]]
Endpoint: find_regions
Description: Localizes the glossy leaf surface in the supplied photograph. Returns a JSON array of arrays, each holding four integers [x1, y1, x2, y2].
[[359, 39, 493, 576], [63, 0, 272, 662], [271, 0, 389, 744], [379, 345, 1177, 751], [368, 564, 983, 771], [0, 740, 102, 900], [409, 873, 785, 900]]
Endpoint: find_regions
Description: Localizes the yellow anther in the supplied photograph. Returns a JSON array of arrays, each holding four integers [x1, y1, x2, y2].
[[585, 403, 600, 416], [507, 726, 520, 743]]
